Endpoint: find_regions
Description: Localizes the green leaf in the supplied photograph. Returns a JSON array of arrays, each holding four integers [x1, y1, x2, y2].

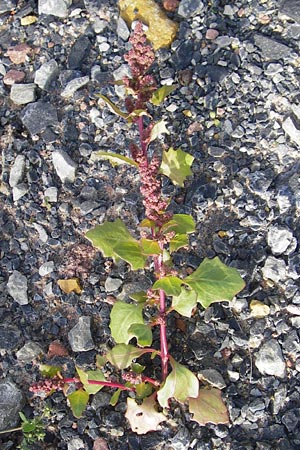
[[189, 387, 229, 425], [110, 389, 122, 406], [149, 119, 170, 143], [152, 276, 182, 296], [169, 234, 189, 253], [109, 301, 144, 344], [132, 363, 146, 374], [128, 324, 152, 346], [19, 412, 27, 423], [184, 256, 245, 308], [162, 214, 195, 234], [22, 422, 36, 433], [140, 238, 161, 255], [96, 354, 107, 367], [129, 291, 148, 303], [135, 382, 153, 399], [172, 288, 197, 317], [92, 150, 138, 168], [85, 219, 136, 263], [114, 241, 147, 270], [39, 364, 62, 378], [68, 389, 89, 418], [106, 344, 150, 369], [151, 84, 178, 106], [160, 147, 194, 187], [76, 367, 105, 395], [139, 218, 155, 228], [98, 93, 129, 119], [157, 356, 199, 408]]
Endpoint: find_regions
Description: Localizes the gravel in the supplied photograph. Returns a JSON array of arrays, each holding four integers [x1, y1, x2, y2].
[[1, 0, 300, 449]]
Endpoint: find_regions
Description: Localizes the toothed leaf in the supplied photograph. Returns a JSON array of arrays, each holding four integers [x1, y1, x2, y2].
[[160, 147, 194, 187]]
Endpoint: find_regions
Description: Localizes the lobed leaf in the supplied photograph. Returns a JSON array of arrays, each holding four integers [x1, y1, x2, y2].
[[92, 150, 138, 168], [169, 234, 189, 253], [140, 238, 161, 255], [125, 394, 166, 434], [160, 147, 194, 187], [162, 214, 196, 234], [114, 241, 147, 270], [86, 220, 148, 270], [189, 387, 229, 425], [157, 356, 199, 408], [149, 119, 170, 143], [67, 389, 89, 418], [106, 344, 151, 369], [152, 276, 182, 296], [109, 301, 144, 344], [128, 323, 152, 346], [184, 257, 245, 308], [151, 84, 178, 106], [171, 288, 197, 317]]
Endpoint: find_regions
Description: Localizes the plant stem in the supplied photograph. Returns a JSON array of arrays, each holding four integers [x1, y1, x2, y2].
[[159, 288, 169, 381], [137, 116, 148, 161], [64, 377, 134, 392], [0, 427, 22, 434]]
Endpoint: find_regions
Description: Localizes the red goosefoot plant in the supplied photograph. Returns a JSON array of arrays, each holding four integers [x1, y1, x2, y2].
[[30, 22, 245, 434]]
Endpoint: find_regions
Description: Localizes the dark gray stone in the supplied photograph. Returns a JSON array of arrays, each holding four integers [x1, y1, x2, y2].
[[20, 101, 58, 136], [280, 0, 300, 23], [34, 59, 59, 90], [206, 65, 230, 83], [254, 34, 291, 61], [172, 40, 194, 70], [0, 381, 24, 431], [68, 36, 91, 70], [0, 0, 16, 14], [0, 325, 21, 351], [7, 270, 28, 305]]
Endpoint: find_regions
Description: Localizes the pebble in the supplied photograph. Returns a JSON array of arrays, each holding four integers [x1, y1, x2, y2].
[[20, 101, 59, 136], [264, 63, 283, 76], [16, 341, 43, 363], [61, 76, 89, 98], [9, 155, 25, 187], [34, 59, 59, 90], [105, 277, 123, 292], [262, 256, 287, 283], [0, 381, 24, 431], [10, 83, 36, 105], [253, 34, 292, 61], [255, 340, 286, 378], [67, 438, 86, 450], [282, 116, 300, 145], [280, 0, 300, 23], [44, 186, 58, 202], [12, 183, 28, 201], [6, 43, 32, 64], [272, 384, 287, 414], [39, 261, 55, 276], [250, 300, 270, 319], [0, 325, 21, 351], [33, 223, 48, 243], [116, 16, 130, 41], [52, 150, 77, 183], [267, 226, 294, 255], [68, 316, 94, 352], [7, 270, 28, 305], [177, 0, 203, 18], [3, 70, 25, 85], [68, 35, 91, 70], [205, 29, 219, 40], [0, 0, 16, 14], [198, 369, 226, 389], [38, 0, 72, 18]]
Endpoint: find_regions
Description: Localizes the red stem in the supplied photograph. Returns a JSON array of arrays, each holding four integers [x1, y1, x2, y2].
[[64, 377, 134, 392]]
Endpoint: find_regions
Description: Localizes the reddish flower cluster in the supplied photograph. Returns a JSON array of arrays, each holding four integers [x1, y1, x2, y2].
[[130, 143, 172, 227], [123, 22, 157, 112], [29, 376, 65, 396]]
